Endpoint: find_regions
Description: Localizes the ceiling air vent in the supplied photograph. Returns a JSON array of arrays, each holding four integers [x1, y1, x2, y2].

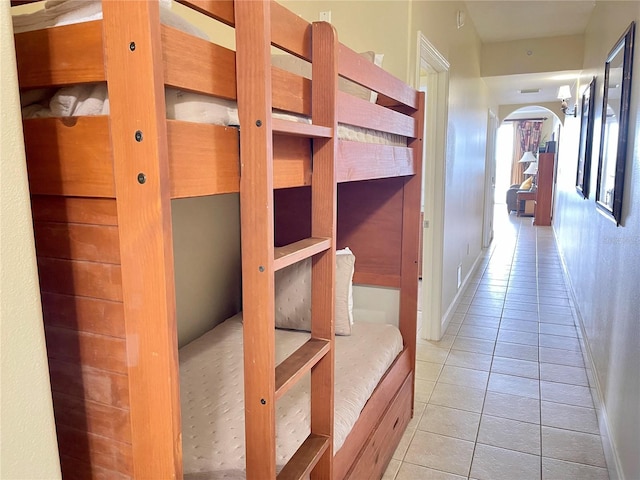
[[519, 88, 540, 94]]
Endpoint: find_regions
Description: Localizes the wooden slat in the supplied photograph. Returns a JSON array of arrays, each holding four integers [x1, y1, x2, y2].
[[275, 339, 330, 400], [49, 359, 130, 409], [272, 67, 311, 116], [271, 1, 312, 59], [34, 222, 120, 264], [14, 21, 105, 88], [162, 25, 236, 100], [60, 454, 132, 480], [273, 136, 313, 189], [23, 117, 114, 198], [277, 434, 330, 480], [57, 424, 133, 476], [45, 326, 128, 375], [102, 1, 182, 477], [52, 392, 131, 444], [168, 121, 240, 198], [337, 92, 416, 137], [272, 118, 332, 138], [338, 43, 418, 110], [274, 237, 331, 271], [37, 257, 123, 302], [41, 292, 125, 338], [352, 271, 401, 288], [31, 196, 118, 226], [175, 0, 235, 26], [344, 373, 413, 480], [337, 142, 415, 183]]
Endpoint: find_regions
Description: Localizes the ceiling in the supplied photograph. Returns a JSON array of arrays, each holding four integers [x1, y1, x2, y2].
[[464, 1, 597, 115]]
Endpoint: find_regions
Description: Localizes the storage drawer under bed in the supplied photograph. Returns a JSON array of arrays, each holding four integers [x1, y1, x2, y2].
[[345, 372, 413, 479]]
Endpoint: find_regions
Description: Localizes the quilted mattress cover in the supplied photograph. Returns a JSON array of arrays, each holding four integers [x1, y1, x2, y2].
[[179, 313, 403, 479]]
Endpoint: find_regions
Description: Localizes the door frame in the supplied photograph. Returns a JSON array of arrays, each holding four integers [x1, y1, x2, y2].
[[482, 110, 498, 248], [416, 32, 449, 341]]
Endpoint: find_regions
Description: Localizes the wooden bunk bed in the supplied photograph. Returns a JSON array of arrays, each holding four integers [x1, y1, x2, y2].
[[11, 0, 424, 478]]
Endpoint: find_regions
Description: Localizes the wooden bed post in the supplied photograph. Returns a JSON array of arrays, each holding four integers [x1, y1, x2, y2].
[[400, 91, 425, 407], [102, 1, 182, 477]]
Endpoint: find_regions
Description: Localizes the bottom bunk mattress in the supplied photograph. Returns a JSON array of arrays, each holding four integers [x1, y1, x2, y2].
[[179, 313, 403, 478]]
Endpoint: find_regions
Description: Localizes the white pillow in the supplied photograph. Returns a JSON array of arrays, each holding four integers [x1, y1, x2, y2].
[[274, 248, 355, 335]]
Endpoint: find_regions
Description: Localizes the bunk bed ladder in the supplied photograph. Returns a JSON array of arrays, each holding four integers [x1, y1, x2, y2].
[[235, 3, 338, 479]]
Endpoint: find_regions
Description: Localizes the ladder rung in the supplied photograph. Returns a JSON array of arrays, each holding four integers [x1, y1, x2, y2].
[[272, 118, 333, 138], [277, 434, 330, 480], [276, 338, 330, 400], [274, 237, 331, 271]]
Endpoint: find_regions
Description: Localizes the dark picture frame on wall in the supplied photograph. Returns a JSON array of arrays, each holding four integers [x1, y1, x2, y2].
[[576, 77, 596, 198], [595, 21, 635, 225]]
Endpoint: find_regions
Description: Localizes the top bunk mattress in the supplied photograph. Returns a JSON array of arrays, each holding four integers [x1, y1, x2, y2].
[[14, 1, 408, 147], [179, 313, 404, 479]]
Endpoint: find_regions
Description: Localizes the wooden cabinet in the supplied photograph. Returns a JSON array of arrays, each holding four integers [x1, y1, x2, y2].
[[534, 152, 555, 226]]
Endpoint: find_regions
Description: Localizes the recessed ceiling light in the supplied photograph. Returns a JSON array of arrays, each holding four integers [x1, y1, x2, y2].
[[519, 88, 540, 94]]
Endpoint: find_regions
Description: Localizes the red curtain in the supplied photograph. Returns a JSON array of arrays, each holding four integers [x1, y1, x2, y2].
[[511, 120, 543, 185]]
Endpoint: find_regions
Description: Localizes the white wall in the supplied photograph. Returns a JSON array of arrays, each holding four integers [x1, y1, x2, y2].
[[553, 4, 640, 479], [409, 2, 490, 322], [0, 3, 61, 478]]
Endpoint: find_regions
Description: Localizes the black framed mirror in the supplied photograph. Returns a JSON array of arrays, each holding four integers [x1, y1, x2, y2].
[[576, 76, 596, 198], [595, 22, 635, 224]]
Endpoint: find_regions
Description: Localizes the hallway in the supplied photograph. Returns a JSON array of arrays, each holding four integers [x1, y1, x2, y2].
[[384, 210, 609, 479]]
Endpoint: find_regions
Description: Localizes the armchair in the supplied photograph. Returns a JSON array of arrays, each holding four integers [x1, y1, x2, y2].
[[506, 184, 521, 213]]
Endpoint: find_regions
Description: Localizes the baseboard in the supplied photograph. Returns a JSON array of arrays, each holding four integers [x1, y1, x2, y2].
[[553, 230, 623, 480], [440, 249, 487, 336]]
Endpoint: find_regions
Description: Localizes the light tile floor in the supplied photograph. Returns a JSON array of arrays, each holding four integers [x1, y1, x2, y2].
[[384, 208, 609, 480]]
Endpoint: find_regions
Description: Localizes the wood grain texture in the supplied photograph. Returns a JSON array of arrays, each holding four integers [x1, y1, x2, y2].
[[23, 117, 114, 198], [30, 196, 118, 226], [48, 359, 129, 409], [52, 392, 131, 443], [60, 454, 132, 480], [37, 257, 123, 301], [56, 424, 133, 476], [34, 222, 120, 264], [235, 1, 277, 477], [534, 153, 554, 226], [274, 237, 331, 271], [45, 326, 128, 375], [337, 92, 416, 137], [271, 2, 312, 59], [102, 1, 182, 477], [334, 349, 411, 480], [41, 292, 125, 338], [336, 142, 415, 183], [277, 434, 330, 480], [273, 136, 313, 189], [14, 21, 104, 88], [337, 179, 404, 281], [398, 91, 424, 405], [168, 121, 240, 198], [344, 374, 413, 480], [338, 43, 418, 110], [162, 25, 236, 100], [175, 0, 235, 26], [309, 20, 339, 479], [272, 67, 311, 116], [275, 339, 331, 400]]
